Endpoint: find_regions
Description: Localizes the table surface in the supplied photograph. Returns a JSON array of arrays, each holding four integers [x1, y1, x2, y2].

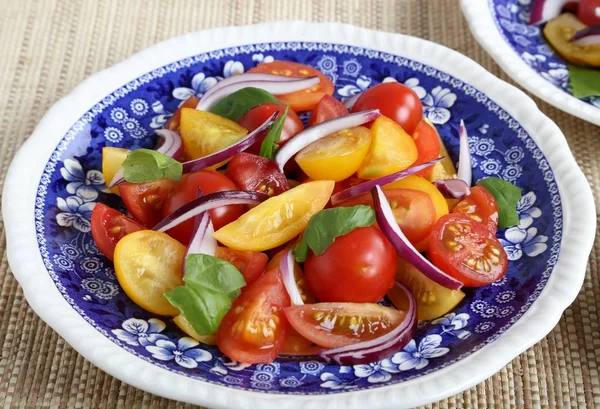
[[1, 0, 599, 408]]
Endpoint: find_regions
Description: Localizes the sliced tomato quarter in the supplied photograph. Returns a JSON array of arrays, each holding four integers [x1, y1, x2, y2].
[[452, 185, 499, 234], [215, 247, 268, 285], [90, 203, 144, 260], [119, 179, 178, 227]]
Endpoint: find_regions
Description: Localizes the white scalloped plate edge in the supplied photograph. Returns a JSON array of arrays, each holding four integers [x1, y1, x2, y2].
[[460, 0, 600, 127], [2, 21, 596, 409]]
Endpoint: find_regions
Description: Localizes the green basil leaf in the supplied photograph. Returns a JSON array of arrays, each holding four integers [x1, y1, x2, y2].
[[210, 87, 279, 121], [183, 254, 246, 295], [568, 64, 600, 99], [477, 177, 522, 228], [122, 148, 182, 183], [293, 205, 376, 262], [259, 106, 288, 160], [164, 285, 232, 336]]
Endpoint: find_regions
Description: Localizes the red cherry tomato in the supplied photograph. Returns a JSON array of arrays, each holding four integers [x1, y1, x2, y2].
[[428, 214, 508, 287], [452, 185, 499, 234], [217, 268, 290, 363], [304, 226, 396, 303], [90, 203, 144, 260], [238, 103, 304, 155], [352, 82, 423, 135], [165, 96, 199, 131], [411, 120, 441, 179], [215, 247, 268, 285], [161, 171, 245, 244], [118, 179, 177, 227], [577, 0, 600, 25], [225, 153, 289, 196], [307, 94, 349, 126]]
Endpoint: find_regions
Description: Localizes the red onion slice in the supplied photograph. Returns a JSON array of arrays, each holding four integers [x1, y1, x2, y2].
[[183, 211, 217, 275], [529, 0, 579, 24], [274, 109, 381, 172], [330, 157, 444, 206], [196, 77, 321, 111], [343, 93, 361, 110], [434, 179, 471, 199], [200, 73, 304, 102], [153, 190, 268, 233], [155, 129, 183, 160], [319, 281, 416, 365], [372, 185, 463, 290], [182, 112, 278, 174], [280, 246, 304, 305], [108, 168, 125, 188], [457, 120, 472, 186], [570, 24, 600, 45]]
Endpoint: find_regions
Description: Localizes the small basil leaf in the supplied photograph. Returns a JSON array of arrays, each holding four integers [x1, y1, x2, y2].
[[568, 63, 600, 99], [259, 106, 288, 160], [183, 254, 246, 296], [210, 87, 279, 122], [477, 177, 522, 228], [122, 148, 182, 183]]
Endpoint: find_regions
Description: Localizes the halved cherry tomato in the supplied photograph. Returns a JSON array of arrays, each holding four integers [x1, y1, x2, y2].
[[118, 179, 177, 227], [238, 103, 304, 154], [213, 180, 334, 251], [114, 230, 185, 316], [578, 0, 600, 26], [248, 61, 335, 112], [428, 214, 508, 287], [281, 328, 322, 355], [90, 203, 144, 260], [162, 171, 246, 244], [296, 126, 372, 181], [337, 189, 436, 245], [412, 120, 441, 180], [352, 82, 423, 135], [215, 247, 268, 285], [102, 147, 129, 195], [393, 257, 465, 321], [217, 268, 290, 363], [423, 118, 457, 182], [165, 96, 200, 131], [307, 94, 349, 126], [304, 226, 396, 303], [267, 250, 316, 303], [453, 185, 499, 234], [225, 153, 289, 196], [284, 303, 405, 348]]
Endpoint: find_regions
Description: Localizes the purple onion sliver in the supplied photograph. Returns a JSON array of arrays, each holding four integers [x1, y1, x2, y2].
[[196, 77, 321, 111], [183, 211, 216, 276], [274, 109, 381, 172], [200, 73, 307, 102], [529, 0, 577, 24], [182, 112, 278, 174], [153, 190, 268, 233], [280, 247, 304, 305], [343, 93, 361, 110], [457, 120, 472, 186], [371, 185, 463, 290], [108, 168, 125, 188], [330, 157, 444, 206], [155, 129, 183, 159], [434, 179, 471, 199], [570, 24, 600, 45]]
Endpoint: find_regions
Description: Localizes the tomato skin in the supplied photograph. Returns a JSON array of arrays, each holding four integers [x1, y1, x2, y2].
[[412, 120, 441, 179], [118, 179, 177, 227], [428, 214, 508, 287], [577, 0, 600, 25], [90, 203, 144, 260], [453, 185, 499, 234], [352, 82, 423, 135], [238, 103, 304, 155], [225, 153, 289, 196], [161, 171, 246, 244], [215, 247, 268, 285], [307, 94, 349, 126], [304, 226, 396, 303], [217, 268, 290, 364], [165, 96, 199, 131]]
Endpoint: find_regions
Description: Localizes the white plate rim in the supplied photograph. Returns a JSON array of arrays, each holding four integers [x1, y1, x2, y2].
[[2, 21, 596, 409]]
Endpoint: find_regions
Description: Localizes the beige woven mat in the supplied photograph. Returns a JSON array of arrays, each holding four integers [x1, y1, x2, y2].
[[0, 0, 599, 407]]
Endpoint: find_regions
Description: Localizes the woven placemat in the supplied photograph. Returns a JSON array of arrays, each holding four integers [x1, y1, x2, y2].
[[0, 0, 598, 407]]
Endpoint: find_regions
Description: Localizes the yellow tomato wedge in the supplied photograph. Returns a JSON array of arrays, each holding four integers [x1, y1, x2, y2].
[[180, 108, 248, 169], [544, 13, 600, 67], [214, 180, 334, 251], [102, 147, 129, 194], [173, 315, 217, 345], [357, 116, 418, 179], [385, 175, 448, 220], [114, 230, 184, 316], [296, 127, 372, 181], [424, 118, 457, 182], [394, 257, 465, 321]]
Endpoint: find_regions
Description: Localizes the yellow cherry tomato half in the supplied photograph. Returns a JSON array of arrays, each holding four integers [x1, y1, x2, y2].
[[114, 230, 184, 316], [296, 126, 372, 182], [213, 180, 334, 251], [102, 147, 129, 195], [385, 175, 448, 220], [173, 315, 217, 345], [180, 108, 248, 169], [357, 116, 418, 179]]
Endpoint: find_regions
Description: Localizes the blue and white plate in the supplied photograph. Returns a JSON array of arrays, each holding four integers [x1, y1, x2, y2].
[[3, 22, 595, 409], [461, 0, 600, 127]]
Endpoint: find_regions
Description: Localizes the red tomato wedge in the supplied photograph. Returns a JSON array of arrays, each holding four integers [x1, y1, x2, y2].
[[428, 214, 508, 287], [119, 179, 177, 227], [165, 96, 199, 131], [215, 247, 268, 285], [452, 185, 499, 234], [281, 329, 322, 356], [411, 120, 441, 179], [284, 303, 406, 348], [225, 153, 289, 196], [217, 268, 290, 364], [307, 94, 349, 126], [90, 203, 144, 260], [248, 61, 334, 112]]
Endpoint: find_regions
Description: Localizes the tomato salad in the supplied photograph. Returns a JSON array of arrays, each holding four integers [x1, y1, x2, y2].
[[92, 61, 521, 365]]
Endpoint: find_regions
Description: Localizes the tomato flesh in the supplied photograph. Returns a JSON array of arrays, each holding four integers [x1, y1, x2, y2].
[[165, 96, 199, 131], [307, 94, 349, 126], [428, 214, 508, 287], [578, 0, 600, 25], [453, 185, 499, 234], [90, 203, 144, 260], [215, 247, 268, 285], [281, 329, 322, 355], [284, 303, 405, 348], [119, 179, 177, 227], [412, 120, 441, 179], [225, 153, 289, 196]]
